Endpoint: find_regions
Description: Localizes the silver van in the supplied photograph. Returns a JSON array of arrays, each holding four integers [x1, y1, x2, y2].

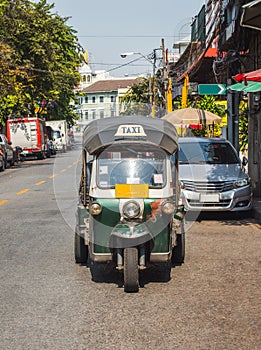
[[178, 137, 252, 212]]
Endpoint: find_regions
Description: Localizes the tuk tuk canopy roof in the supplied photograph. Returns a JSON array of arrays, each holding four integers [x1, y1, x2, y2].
[[82, 116, 179, 155]]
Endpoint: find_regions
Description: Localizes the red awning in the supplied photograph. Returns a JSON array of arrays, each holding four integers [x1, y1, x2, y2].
[[234, 68, 261, 82]]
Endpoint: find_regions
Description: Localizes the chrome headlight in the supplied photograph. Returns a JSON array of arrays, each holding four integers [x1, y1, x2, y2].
[[234, 178, 249, 188], [90, 202, 102, 215], [161, 200, 175, 215], [123, 200, 140, 219]]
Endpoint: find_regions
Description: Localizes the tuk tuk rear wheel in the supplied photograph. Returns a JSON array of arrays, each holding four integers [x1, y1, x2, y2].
[[124, 248, 139, 293]]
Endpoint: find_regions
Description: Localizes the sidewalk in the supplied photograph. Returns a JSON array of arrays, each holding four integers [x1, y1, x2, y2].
[[253, 198, 261, 224]]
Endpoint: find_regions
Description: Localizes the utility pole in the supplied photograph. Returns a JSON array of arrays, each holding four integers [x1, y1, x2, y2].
[[227, 84, 240, 153], [162, 38, 168, 113], [151, 49, 157, 117], [181, 75, 189, 108]]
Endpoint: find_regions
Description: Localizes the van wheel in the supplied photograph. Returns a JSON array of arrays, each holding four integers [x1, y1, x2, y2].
[[124, 248, 139, 292], [74, 229, 88, 263]]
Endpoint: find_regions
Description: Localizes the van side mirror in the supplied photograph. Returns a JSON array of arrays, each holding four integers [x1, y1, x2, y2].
[[242, 156, 248, 167]]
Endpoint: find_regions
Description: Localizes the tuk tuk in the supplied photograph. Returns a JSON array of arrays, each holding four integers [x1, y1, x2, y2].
[[75, 116, 185, 292]]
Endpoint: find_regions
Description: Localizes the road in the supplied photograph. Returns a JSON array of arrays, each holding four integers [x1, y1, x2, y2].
[[0, 147, 260, 350]]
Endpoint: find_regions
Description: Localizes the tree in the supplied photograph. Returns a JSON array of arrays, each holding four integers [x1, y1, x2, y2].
[[120, 76, 166, 117], [0, 0, 82, 127]]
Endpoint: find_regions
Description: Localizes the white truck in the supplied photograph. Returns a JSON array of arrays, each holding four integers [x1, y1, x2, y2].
[[45, 120, 68, 152]]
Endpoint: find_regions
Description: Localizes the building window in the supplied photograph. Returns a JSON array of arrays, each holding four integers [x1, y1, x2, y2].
[[100, 110, 104, 119], [99, 96, 104, 103], [79, 97, 83, 105], [110, 96, 115, 103], [85, 96, 88, 103], [92, 109, 96, 119], [85, 111, 89, 120], [87, 75, 91, 82], [92, 96, 96, 103]]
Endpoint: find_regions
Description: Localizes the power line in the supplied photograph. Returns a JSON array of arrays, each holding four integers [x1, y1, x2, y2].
[[78, 34, 190, 38]]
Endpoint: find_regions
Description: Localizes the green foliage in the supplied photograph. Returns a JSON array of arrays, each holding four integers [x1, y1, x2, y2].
[[0, 0, 82, 127], [194, 95, 225, 117], [239, 103, 248, 151], [120, 77, 150, 115]]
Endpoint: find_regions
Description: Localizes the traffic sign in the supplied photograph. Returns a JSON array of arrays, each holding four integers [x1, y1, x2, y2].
[[198, 84, 227, 95]]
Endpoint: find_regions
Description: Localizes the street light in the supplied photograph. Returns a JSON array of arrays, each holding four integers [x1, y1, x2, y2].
[[120, 50, 158, 116]]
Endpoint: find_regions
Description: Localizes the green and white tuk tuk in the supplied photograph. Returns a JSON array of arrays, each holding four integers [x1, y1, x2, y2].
[[75, 116, 185, 292]]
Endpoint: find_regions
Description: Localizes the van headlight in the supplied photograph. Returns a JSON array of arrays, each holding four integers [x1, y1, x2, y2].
[[161, 200, 175, 215], [90, 202, 102, 215], [123, 200, 140, 219], [234, 178, 249, 188]]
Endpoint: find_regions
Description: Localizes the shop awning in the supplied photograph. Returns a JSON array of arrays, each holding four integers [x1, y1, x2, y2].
[[227, 81, 261, 92], [234, 68, 261, 83], [240, 0, 261, 31]]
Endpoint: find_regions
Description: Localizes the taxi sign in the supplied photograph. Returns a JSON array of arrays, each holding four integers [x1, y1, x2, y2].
[[115, 125, 147, 137], [115, 184, 149, 198]]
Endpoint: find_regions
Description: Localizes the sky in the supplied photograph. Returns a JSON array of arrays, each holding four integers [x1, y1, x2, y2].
[[48, 0, 205, 77]]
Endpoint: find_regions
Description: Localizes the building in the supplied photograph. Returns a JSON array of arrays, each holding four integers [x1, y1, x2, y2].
[[168, 0, 261, 197], [75, 77, 140, 132]]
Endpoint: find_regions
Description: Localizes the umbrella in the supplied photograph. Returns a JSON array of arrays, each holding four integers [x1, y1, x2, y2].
[[240, 0, 261, 31], [234, 68, 261, 83], [227, 81, 261, 92], [162, 108, 222, 125]]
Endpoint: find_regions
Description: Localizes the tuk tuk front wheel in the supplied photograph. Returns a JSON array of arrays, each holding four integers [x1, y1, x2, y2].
[[124, 248, 139, 293], [74, 230, 88, 264]]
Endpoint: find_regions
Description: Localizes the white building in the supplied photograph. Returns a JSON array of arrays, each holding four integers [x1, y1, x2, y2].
[[75, 77, 140, 132]]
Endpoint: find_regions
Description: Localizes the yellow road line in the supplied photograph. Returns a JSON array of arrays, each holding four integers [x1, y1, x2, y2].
[[34, 180, 46, 186], [0, 200, 8, 205], [17, 188, 30, 195], [49, 174, 58, 179], [67, 165, 73, 168], [60, 169, 66, 173]]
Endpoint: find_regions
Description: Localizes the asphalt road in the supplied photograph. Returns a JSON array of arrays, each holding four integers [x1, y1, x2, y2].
[[0, 148, 260, 350]]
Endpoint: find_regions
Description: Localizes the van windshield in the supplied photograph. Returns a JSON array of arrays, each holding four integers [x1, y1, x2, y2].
[[179, 141, 239, 164], [97, 144, 166, 188]]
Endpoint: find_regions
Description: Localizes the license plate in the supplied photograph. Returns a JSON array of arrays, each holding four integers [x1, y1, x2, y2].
[[200, 194, 219, 203]]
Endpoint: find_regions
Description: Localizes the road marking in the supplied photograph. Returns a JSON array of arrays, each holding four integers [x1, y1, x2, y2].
[[67, 165, 73, 168], [49, 174, 58, 179], [34, 180, 46, 186], [17, 188, 30, 195], [0, 200, 8, 205], [60, 169, 67, 173]]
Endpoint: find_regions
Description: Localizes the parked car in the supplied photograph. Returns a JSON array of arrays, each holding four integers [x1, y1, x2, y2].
[[177, 137, 252, 212], [0, 134, 15, 167], [0, 145, 5, 171]]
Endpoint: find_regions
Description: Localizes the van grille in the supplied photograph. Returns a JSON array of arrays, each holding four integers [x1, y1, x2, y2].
[[182, 180, 234, 193]]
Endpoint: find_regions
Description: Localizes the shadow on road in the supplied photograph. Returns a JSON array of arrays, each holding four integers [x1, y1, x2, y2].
[[185, 209, 256, 227], [87, 261, 177, 290]]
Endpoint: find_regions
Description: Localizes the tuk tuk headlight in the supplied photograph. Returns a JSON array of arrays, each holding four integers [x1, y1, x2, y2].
[[234, 178, 249, 188], [90, 202, 102, 215], [161, 200, 175, 215], [123, 200, 140, 219]]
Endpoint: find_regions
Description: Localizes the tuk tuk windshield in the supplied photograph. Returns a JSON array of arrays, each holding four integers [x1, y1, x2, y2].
[[97, 144, 167, 188]]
